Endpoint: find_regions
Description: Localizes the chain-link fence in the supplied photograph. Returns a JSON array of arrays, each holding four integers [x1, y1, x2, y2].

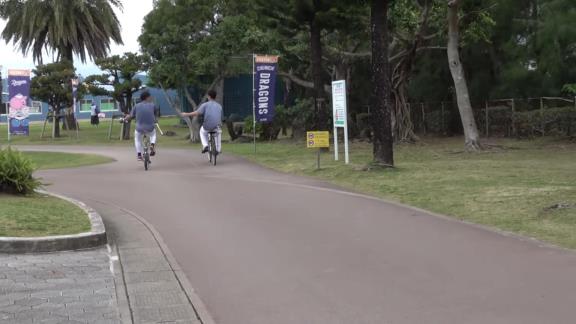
[[410, 97, 576, 138]]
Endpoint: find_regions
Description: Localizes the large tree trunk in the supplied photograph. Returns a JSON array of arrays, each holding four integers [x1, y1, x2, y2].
[[371, 0, 394, 167], [183, 87, 201, 143], [122, 94, 133, 140], [159, 85, 195, 142], [310, 18, 328, 131], [447, 0, 482, 151]]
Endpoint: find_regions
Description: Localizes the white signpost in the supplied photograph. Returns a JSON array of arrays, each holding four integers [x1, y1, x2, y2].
[[332, 80, 349, 164]]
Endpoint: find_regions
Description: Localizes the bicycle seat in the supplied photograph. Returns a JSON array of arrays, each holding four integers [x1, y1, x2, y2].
[[208, 131, 218, 134]]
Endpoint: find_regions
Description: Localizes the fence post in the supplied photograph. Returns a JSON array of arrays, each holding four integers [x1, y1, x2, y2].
[[540, 97, 545, 136], [511, 99, 516, 137], [441, 102, 445, 135], [421, 103, 426, 135], [485, 101, 489, 137]]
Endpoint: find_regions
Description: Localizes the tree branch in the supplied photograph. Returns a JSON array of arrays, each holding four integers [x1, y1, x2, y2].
[[278, 72, 331, 94]]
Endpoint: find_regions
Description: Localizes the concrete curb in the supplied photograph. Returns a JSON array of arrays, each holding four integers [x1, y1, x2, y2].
[[89, 199, 216, 324], [0, 191, 107, 253]]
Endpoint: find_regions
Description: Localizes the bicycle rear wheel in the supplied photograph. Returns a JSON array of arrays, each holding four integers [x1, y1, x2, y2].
[[143, 136, 151, 171], [209, 134, 217, 166]]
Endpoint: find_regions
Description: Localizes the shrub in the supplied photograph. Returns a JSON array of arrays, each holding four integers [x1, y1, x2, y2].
[[356, 113, 372, 139], [0, 148, 42, 195], [244, 99, 315, 141], [515, 107, 576, 137]]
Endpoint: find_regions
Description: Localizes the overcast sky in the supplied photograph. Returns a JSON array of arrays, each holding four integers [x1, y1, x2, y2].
[[0, 0, 154, 77]]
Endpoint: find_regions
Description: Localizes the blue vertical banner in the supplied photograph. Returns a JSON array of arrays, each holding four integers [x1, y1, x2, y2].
[[8, 69, 31, 136], [254, 55, 279, 123]]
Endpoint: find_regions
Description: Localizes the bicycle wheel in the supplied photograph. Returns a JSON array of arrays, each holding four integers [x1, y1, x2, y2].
[[143, 136, 150, 171], [210, 134, 217, 166]]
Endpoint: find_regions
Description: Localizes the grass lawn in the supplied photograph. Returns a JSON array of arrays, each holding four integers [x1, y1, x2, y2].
[[23, 151, 114, 170], [0, 194, 91, 237], [0, 117, 198, 147], [227, 137, 576, 249], [0, 147, 112, 237]]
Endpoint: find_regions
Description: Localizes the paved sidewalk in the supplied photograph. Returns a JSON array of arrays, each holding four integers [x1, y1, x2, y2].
[[87, 200, 205, 324], [1, 199, 208, 324], [0, 248, 120, 324]]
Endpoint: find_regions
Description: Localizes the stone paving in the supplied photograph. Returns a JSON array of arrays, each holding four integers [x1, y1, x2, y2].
[[0, 200, 205, 324], [94, 201, 202, 324], [0, 248, 120, 324]]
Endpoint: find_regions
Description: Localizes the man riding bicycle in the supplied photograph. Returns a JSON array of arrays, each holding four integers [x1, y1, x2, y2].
[[124, 91, 159, 161], [180, 90, 223, 154]]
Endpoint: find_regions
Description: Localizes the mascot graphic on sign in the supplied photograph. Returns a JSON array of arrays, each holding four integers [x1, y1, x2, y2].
[[8, 93, 30, 120]]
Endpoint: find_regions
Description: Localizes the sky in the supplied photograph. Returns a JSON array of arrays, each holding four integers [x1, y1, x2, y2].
[[0, 0, 154, 77]]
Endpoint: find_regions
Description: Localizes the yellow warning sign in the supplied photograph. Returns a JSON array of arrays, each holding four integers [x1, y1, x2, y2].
[[307, 131, 330, 148]]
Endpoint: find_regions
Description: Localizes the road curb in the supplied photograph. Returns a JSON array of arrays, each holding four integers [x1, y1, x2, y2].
[[89, 199, 217, 324], [0, 191, 107, 253]]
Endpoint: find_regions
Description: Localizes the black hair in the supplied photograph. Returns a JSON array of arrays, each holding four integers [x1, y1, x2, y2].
[[140, 91, 151, 101], [207, 90, 217, 99]]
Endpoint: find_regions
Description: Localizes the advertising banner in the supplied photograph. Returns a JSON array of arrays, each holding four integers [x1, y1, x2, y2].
[[8, 69, 31, 136], [254, 55, 279, 123]]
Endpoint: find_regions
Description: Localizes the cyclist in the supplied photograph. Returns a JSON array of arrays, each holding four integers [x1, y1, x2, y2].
[[124, 91, 159, 161], [180, 90, 223, 154]]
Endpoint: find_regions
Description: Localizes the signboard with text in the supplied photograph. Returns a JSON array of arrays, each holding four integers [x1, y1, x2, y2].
[[332, 80, 349, 164], [307, 131, 330, 148], [254, 55, 279, 123], [332, 80, 347, 128]]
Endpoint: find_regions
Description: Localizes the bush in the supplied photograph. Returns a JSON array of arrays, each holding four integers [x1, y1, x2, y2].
[[244, 99, 316, 141], [515, 107, 576, 137], [0, 148, 42, 195], [356, 113, 372, 139]]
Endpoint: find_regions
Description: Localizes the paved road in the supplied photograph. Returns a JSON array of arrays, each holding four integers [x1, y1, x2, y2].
[[35, 146, 576, 324]]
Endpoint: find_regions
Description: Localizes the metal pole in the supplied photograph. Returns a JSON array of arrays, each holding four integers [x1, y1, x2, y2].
[[252, 54, 256, 154], [317, 149, 321, 170], [334, 126, 338, 161], [344, 122, 349, 164]]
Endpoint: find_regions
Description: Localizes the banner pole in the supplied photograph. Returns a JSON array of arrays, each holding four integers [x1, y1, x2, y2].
[[252, 53, 256, 154]]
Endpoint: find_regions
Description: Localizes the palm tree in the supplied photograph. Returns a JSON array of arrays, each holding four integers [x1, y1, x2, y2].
[[0, 0, 123, 63]]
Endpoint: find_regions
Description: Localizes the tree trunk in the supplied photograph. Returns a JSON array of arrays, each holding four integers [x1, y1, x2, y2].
[[371, 0, 394, 167], [160, 85, 196, 142], [51, 107, 61, 138], [62, 108, 78, 130], [214, 78, 224, 105], [183, 87, 201, 143], [121, 94, 134, 140], [447, 0, 481, 151], [310, 18, 328, 131]]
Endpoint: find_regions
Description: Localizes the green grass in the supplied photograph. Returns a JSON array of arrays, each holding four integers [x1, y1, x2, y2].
[[23, 151, 114, 170], [0, 194, 91, 237], [227, 137, 576, 249], [0, 117, 201, 147]]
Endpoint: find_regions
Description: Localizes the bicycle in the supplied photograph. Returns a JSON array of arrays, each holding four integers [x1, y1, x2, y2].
[[208, 131, 218, 166], [142, 134, 152, 171]]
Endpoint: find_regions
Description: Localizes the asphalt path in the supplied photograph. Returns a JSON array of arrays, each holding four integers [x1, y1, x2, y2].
[[33, 146, 576, 324]]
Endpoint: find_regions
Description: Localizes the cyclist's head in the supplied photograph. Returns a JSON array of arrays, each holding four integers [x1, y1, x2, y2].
[[140, 91, 152, 102], [207, 90, 217, 100]]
